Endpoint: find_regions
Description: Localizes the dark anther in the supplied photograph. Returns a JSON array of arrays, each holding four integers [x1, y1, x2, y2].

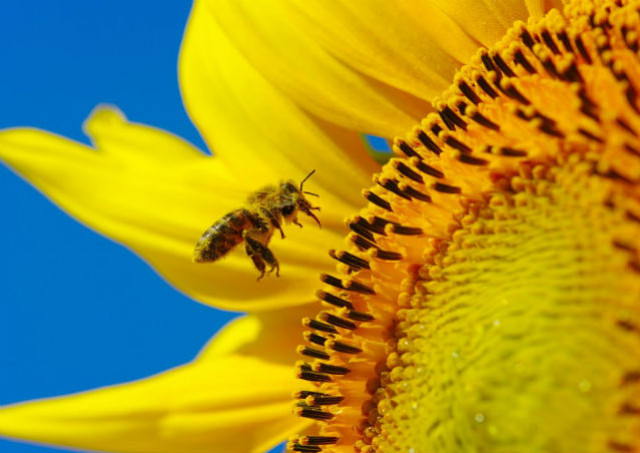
[[329, 249, 370, 270], [458, 154, 488, 166], [440, 106, 467, 131], [304, 318, 338, 334], [439, 109, 456, 131], [344, 279, 376, 295], [616, 118, 636, 135], [539, 122, 565, 138], [492, 53, 516, 77], [348, 219, 375, 241], [397, 139, 421, 159], [322, 313, 357, 330], [321, 274, 347, 290], [625, 85, 640, 114], [578, 128, 605, 143], [458, 80, 481, 104], [299, 371, 332, 383], [580, 104, 600, 121], [301, 436, 340, 446], [350, 234, 401, 261], [389, 224, 423, 235], [625, 143, 640, 157], [619, 403, 640, 415], [307, 332, 328, 346], [575, 35, 592, 63], [622, 370, 640, 385], [296, 391, 344, 406], [379, 178, 412, 200], [321, 274, 375, 295], [444, 135, 472, 153], [513, 50, 536, 74], [417, 130, 443, 155], [298, 408, 334, 421], [316, 289, 354, 310], [430, 123, 443, 136], [394, 161, 424, 183], [501, 82, 531, 104], [520, 29, 535, 48], [496, 147, 528, 157], [470, 111, 500, 130], [363, 189, 393, 211], [316, 363, 350, 375], [562, 62, 584, 83], [329, 340, 362, 354], [416, 161, 445, 178], [607, 441, 635, 453], [347, 310, 375, 322], [557, 31, 573, 53], [402, 185, 431, 202], [352, 234, 377, 252], [616, 319, 639, 332], [578, 88, 598, 110], [292, 444, 322, 453], [541, 30, 560, 54], [299, 346, 330, 360], [375, 249, 403, 260], [626, 210, 640, 223], [310, 395, 344, 406], [481, 53, 500, 76], [476, 75, 499, 98], [433, 182, 462, 194], [357, 217, 387, 235], [600, 168, 634, 184], [541, 57, 561, 79]]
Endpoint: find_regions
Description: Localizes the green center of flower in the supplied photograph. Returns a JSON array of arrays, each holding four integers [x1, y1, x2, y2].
[[376, 163, 640, 452]]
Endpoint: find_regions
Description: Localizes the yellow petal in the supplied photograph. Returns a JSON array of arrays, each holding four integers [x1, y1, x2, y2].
[[0, 113, 348, 311], [433, 0, 532, 46], [180, 0, 426, 139], [259, 0, 479, 100], [0, 315, 309, 453]]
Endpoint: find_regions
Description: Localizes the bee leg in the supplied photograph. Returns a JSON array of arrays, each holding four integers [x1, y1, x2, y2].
[[244, 233, 280, 279], [260, 208, 285, 239], [293, 218, 303, 228], [245, 244, 267, 280]]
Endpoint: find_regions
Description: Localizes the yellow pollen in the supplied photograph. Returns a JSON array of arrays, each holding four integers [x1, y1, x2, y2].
[[290, 1, 640, 452]]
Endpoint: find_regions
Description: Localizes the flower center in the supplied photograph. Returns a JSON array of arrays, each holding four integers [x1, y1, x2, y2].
[[289, 1, 640, 452]]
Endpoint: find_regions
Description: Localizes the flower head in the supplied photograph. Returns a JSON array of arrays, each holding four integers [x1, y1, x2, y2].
[[1, 1, 640, 453]]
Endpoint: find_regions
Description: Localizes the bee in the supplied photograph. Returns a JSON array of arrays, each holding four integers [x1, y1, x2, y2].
[[193, 170, 321, 280]]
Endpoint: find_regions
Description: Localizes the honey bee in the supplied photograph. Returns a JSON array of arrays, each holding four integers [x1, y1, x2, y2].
[[193, 170, 321, 280]]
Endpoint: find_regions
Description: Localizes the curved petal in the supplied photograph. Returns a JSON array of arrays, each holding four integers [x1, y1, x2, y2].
[[0, 314, 311, 453], [180, 0, 426, 140], [432, 0, 532, 46], [257, 0, 479, 100], [0, 111, 350, 311]]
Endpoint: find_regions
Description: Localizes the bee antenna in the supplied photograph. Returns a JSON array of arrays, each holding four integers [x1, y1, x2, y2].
[[303, 191, 319, 197], [300, 169, 316, 191]]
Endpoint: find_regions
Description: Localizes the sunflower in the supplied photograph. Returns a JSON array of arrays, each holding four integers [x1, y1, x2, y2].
[[1, 1, 640, 453]]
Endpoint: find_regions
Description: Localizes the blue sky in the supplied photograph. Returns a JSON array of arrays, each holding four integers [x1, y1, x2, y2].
[[0, 2, 285, 452]]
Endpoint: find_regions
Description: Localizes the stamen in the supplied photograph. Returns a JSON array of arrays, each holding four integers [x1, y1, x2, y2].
[[329, 249, 371, 270], [416, 130, 443, 155], [362, 189, 392, 211], [297, 345, 330, 360], [321, 312, 357, 330], [303, 317, 338, 334], [315, 290, 354, 309]]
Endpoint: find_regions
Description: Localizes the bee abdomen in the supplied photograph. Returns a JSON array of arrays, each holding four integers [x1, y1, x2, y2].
[[193, 210, 250, 262]]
